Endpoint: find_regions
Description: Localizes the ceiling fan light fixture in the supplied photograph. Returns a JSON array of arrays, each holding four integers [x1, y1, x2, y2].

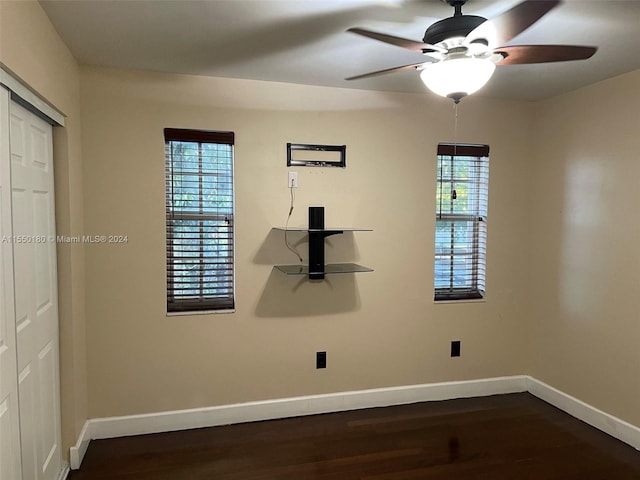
[[420, 57, 496, 102]]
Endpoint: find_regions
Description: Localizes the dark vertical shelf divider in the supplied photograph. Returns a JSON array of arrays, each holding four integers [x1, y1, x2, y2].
[[309, 206, 327, 279], [273, 206, 373, 279]]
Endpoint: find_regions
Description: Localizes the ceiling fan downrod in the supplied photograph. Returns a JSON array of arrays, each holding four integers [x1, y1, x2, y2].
[[426, 0, 485, 44], [443, 0, 468, 17]]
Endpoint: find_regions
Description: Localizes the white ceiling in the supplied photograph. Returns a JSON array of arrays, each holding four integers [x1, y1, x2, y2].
[[39, 0, 640, 101]]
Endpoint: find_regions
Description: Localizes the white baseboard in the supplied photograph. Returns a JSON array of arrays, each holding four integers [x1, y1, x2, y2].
[[90, 375, 527, 440], [56, 465, 70, 480], [69, 420, 91, 470], [69, 374, 640, 470], [526, 377, 640, 450]]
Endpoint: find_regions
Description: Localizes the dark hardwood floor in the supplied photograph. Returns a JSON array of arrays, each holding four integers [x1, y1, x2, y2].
[[69, 393, 640, 479]]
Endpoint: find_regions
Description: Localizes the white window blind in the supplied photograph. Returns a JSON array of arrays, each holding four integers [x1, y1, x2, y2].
[[434, 143, 489, 301], [164, 128, 235, 313]]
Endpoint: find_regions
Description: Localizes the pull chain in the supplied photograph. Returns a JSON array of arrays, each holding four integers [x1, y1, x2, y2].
[[452, 102, 459, 206], [453, 101, 459, 152], [440, 102, 460, 219]]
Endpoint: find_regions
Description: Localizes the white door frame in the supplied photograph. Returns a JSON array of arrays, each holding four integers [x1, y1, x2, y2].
[[0, 66, 65, 127], [1, 81, 24, 480]]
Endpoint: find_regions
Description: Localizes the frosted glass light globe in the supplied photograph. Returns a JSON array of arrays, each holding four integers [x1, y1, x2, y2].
[[420, 57, 496, 102]]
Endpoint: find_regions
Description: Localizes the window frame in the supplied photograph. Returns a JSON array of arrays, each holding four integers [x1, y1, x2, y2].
[[164, 128, 235, 314], [434, 143, 489, 302]]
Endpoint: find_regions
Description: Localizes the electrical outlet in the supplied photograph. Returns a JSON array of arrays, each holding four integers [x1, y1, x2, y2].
[[288, 171, 298, 188], [451, 341, 461, 357], [316, 351, 326, 369]]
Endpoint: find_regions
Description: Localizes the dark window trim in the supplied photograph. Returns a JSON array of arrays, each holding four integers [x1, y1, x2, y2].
[[437, 143, 489, 157], [164, 128, 234, 145]]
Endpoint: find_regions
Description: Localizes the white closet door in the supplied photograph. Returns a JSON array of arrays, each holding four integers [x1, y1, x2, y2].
[[0, 87, 23, 480], [10, 100, 62, 480]]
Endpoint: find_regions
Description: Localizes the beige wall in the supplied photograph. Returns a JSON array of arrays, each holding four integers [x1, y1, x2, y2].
[[0, 0, 87, 459], [80, 66, 534, 418], [529, 70, 640, 426]]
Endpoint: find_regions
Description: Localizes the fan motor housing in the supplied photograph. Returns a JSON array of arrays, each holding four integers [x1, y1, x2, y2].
[[423, 15, 487, 45]]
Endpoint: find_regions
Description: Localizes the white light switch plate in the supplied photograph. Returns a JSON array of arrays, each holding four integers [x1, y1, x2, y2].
[[288, 171, 298, 188]]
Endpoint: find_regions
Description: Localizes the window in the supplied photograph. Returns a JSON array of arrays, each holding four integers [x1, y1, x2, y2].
[[164, 128, 235, 313], [434, 143, 489, 301]]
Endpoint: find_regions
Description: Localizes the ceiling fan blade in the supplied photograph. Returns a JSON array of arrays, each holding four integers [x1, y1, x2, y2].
[[471, 0, 561, 47], [345, 61, 430, 81], [495, 45, 597, 65], [347, 27, 444, 53]]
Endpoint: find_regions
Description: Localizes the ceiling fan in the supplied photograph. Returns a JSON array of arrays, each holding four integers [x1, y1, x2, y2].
[[346, 0, 597, 102]]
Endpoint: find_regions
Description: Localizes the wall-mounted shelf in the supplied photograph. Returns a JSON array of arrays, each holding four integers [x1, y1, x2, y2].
[[274, 263, 373, 276], [274, 207, 373, 280], [273, 227, 372, 233]]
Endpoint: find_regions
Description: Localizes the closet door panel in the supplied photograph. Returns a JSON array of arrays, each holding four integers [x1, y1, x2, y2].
[[10, 100, 62, 480]]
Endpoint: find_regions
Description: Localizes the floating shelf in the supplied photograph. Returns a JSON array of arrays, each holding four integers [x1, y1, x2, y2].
[[274, 207, 372, 280], [273, 227, 372, 233], [275, 263, 374, 276]]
